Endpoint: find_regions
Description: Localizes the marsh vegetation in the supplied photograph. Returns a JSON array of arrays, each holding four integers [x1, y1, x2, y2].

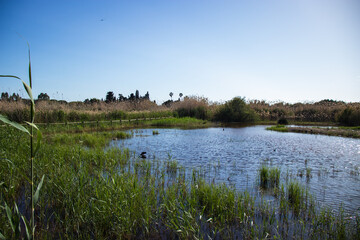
[[1, 57, 359, 238], [1, 126, 360, 239]]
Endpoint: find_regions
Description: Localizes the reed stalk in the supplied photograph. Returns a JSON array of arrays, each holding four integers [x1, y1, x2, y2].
[[0, 42, 43, 240]]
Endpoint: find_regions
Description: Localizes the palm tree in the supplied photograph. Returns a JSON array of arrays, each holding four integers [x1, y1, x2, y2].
[[179, 93, 183, 100], [169, 92, 173, 100]]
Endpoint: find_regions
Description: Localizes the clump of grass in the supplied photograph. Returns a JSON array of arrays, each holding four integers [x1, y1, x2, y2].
[[152, 130, 159, 135], [259, 165, 269, 188], [266, 125, 288, 132], [287, 181, 305, 214], [166, 160, 178, 173], [259, 165, 280, 189], [269, 167, 280, 187], [115, 131, 132, 139], [306, 167, 312, 179]]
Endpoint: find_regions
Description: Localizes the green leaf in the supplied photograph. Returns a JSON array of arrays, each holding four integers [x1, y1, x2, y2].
[[5, 202, 15, 232], [28, 44, 32, 88], [0, 114, 30, 135], [0, 75, 21, 80], [0, 231, 5, 240], [34, 129, 42, 156], [21, 216, 32, 240], [22, 80, 34, 103], [0, 75, 34, 104], [34, 175, 45, 205], [25, 121, 39, 131]]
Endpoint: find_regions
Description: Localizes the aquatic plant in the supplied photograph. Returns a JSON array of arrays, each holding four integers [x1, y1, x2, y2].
[[259, 165, 280, 189], [166, 160, 178, 173], [287, 181, 305, 214], [306, 167, 312, 179]]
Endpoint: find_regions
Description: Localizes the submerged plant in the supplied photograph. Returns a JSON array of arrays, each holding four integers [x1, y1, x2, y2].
[[0, 42, 44, 239]]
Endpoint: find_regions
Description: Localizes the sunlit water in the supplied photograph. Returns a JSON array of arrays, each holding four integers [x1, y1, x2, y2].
[[110, 126, 360, 214]]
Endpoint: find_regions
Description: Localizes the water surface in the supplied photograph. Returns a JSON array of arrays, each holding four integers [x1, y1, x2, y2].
[[111, 126, 360, 213]]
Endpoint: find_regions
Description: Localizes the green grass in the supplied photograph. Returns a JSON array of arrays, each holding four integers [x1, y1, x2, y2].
[[49, 131, 132, 148], [339, 126, 360, 130], [35, 117, 213, 135], [267, 125, 360, 138], [259, 165, 280, 189], [147, 117, 211, 128], [266, 125, 288, 132]]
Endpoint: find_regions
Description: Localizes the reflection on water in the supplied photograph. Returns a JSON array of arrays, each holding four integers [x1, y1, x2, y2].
[[110, 126, 360, 213]]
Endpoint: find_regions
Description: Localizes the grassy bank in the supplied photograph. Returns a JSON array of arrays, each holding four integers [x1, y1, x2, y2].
[[37, 117, 213, 135], [1, 127, 359, 239], [267, 125, 360, 139]]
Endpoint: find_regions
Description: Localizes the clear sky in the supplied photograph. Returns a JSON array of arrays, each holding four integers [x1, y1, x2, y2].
[[1, 0, 359, 104]]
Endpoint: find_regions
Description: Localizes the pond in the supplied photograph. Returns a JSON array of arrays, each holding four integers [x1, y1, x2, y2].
[[110, 125, 360, 214]]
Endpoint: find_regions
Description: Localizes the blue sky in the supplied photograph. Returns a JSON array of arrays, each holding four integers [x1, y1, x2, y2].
[[1, 0, 359, 103]]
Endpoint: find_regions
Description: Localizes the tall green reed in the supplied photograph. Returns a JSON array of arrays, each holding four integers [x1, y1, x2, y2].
[[0, 42, 43, 240]]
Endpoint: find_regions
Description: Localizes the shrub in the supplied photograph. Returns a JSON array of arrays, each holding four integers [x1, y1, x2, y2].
[[277, 117, 288, 125], [337, 107, 360, 126], [176, 106, 208, 120], [214, 97, 258, 122]]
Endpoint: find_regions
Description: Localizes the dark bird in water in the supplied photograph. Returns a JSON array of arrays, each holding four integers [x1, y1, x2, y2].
[[140, 152, 147, 158]]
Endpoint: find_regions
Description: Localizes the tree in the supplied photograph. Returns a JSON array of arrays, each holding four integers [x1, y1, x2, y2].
[[214, 97, 258, 122], [144, 91, 150, 100], [179, 93, 183, 100], [128, 93, 135, 101], [10, 93, 21, 101], [135, 90, 140, 100], [118, 94, 126, 101], [1, 92, 9, 100], [105, 91, 116, 103], [169, 92, 173, 100], [37, 92, 50, 100]]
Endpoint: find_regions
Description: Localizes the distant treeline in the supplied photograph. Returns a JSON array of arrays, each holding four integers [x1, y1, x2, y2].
[[1, 91, 359, 126], [1, 90, 152, 104]]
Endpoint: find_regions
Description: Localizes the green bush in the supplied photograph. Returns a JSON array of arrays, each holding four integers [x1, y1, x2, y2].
[[214, 97, 258, 122], [176, 106, 208, 120]]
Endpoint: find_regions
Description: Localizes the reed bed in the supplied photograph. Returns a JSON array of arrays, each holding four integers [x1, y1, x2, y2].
[[2, 97, 360, 125]]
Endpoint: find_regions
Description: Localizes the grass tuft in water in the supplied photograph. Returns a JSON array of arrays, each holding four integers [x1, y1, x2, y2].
[[259, 165, 280, 189]]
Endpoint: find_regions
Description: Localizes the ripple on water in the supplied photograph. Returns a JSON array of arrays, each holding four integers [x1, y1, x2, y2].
[[112, 126, 360, 213]]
